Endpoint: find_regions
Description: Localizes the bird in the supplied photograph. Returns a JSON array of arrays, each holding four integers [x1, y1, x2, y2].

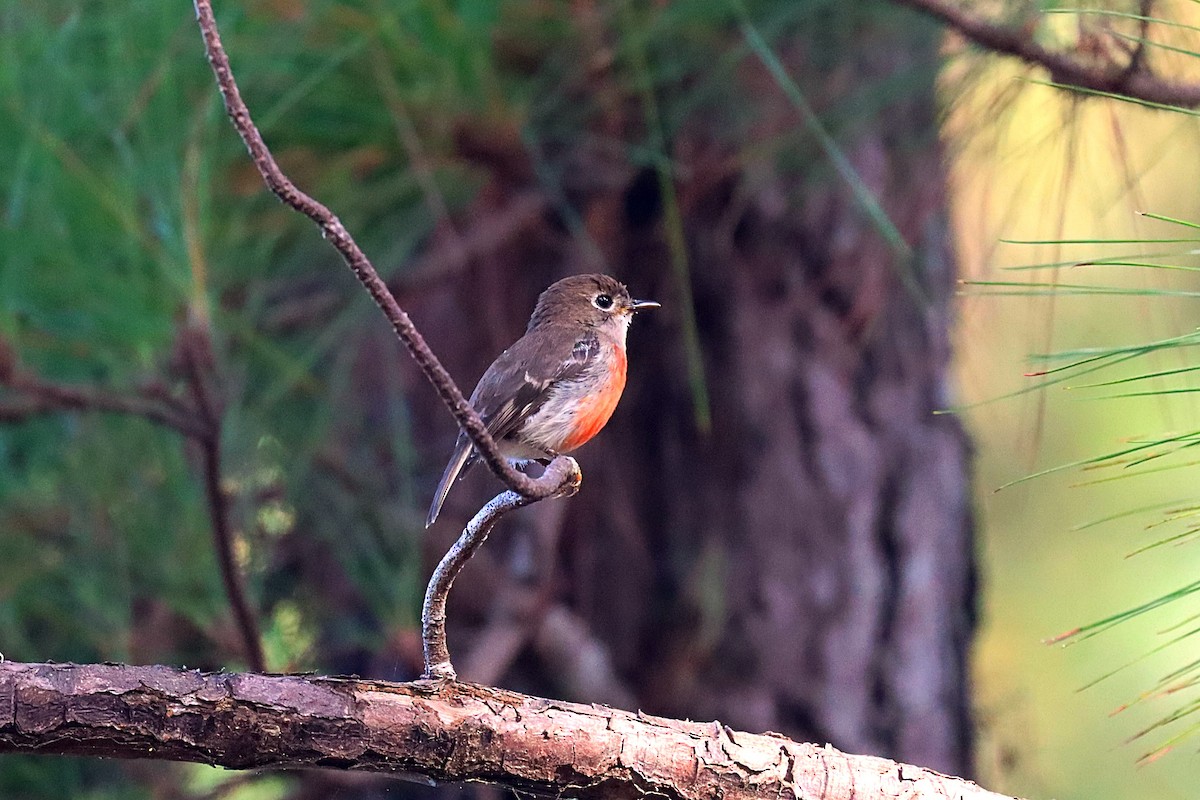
[[426, 274, 659, 527]]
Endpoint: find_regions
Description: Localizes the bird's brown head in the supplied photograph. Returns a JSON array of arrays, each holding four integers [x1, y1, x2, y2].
[[526, 274, 659, 336]]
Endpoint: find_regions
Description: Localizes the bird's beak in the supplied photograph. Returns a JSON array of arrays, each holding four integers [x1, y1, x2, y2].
[[630, 299, 661, 312]]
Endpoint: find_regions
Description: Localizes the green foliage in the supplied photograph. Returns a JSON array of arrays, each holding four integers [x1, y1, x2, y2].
[[0, 756, 143, 800], [972, 208, 1200, 761]]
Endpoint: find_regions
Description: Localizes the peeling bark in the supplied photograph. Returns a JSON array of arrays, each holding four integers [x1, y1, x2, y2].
[[0, 661, 1012, 800]]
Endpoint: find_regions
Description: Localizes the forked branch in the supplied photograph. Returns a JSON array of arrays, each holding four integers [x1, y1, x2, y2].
[[0, 337, 265, 673], [891, 0, 1200, 107]]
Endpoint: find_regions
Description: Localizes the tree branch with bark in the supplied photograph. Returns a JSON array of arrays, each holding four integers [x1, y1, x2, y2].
[[891, 0, 1200, 107], [0, 662, 1017, 800]]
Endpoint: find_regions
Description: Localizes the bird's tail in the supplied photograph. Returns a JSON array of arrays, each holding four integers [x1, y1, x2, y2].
[[426, 438, 475, 527]]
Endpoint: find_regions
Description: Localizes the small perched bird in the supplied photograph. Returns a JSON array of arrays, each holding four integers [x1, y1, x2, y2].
[[427, 274, 659, 527]]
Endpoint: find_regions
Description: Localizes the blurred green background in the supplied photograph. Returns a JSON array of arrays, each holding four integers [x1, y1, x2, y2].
[[4, 0, 1200, 798], [955, 67, 1200, 798]]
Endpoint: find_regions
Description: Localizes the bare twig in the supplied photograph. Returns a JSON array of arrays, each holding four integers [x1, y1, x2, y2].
[[192, 0, 574, 504], [0, 373, 207, 437], [176, 325, 269, 673], [422, 493, 530, 680], [197, 425, 265, 673], [422, 458, 581, 680], [0, 331, 266, 673], [0, 661, 1021, 800], [1121, 0, 1154, 81], [890, 0, 1200, 107], [178, 323, 266, 674]]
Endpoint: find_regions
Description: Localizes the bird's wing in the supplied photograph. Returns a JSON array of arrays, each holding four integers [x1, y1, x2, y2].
[[426, 326, 600, 526], [473, 327, 601, 442]]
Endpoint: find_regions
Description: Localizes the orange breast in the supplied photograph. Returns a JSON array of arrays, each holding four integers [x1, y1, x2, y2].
[[559, 344, 627, 452]]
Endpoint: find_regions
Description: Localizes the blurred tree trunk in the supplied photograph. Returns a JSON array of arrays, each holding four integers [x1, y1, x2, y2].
[[400, 8, 975, 780]]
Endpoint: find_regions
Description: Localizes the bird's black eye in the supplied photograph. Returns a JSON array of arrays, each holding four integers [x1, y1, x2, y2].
[[593, 293, 614, 310]]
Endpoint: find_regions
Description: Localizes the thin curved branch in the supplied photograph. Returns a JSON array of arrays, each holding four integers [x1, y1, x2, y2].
[[890, 0, 1200, 108], [0, 661, 1020, 800], [0, 373, 208, 438], [198, 432, 266, 673], [422, 492, 531, 681], [0, 339, 265, 673], [192, 0, 571, 503], [176, 322, 266, 673], [422, 458, 582, 680]]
